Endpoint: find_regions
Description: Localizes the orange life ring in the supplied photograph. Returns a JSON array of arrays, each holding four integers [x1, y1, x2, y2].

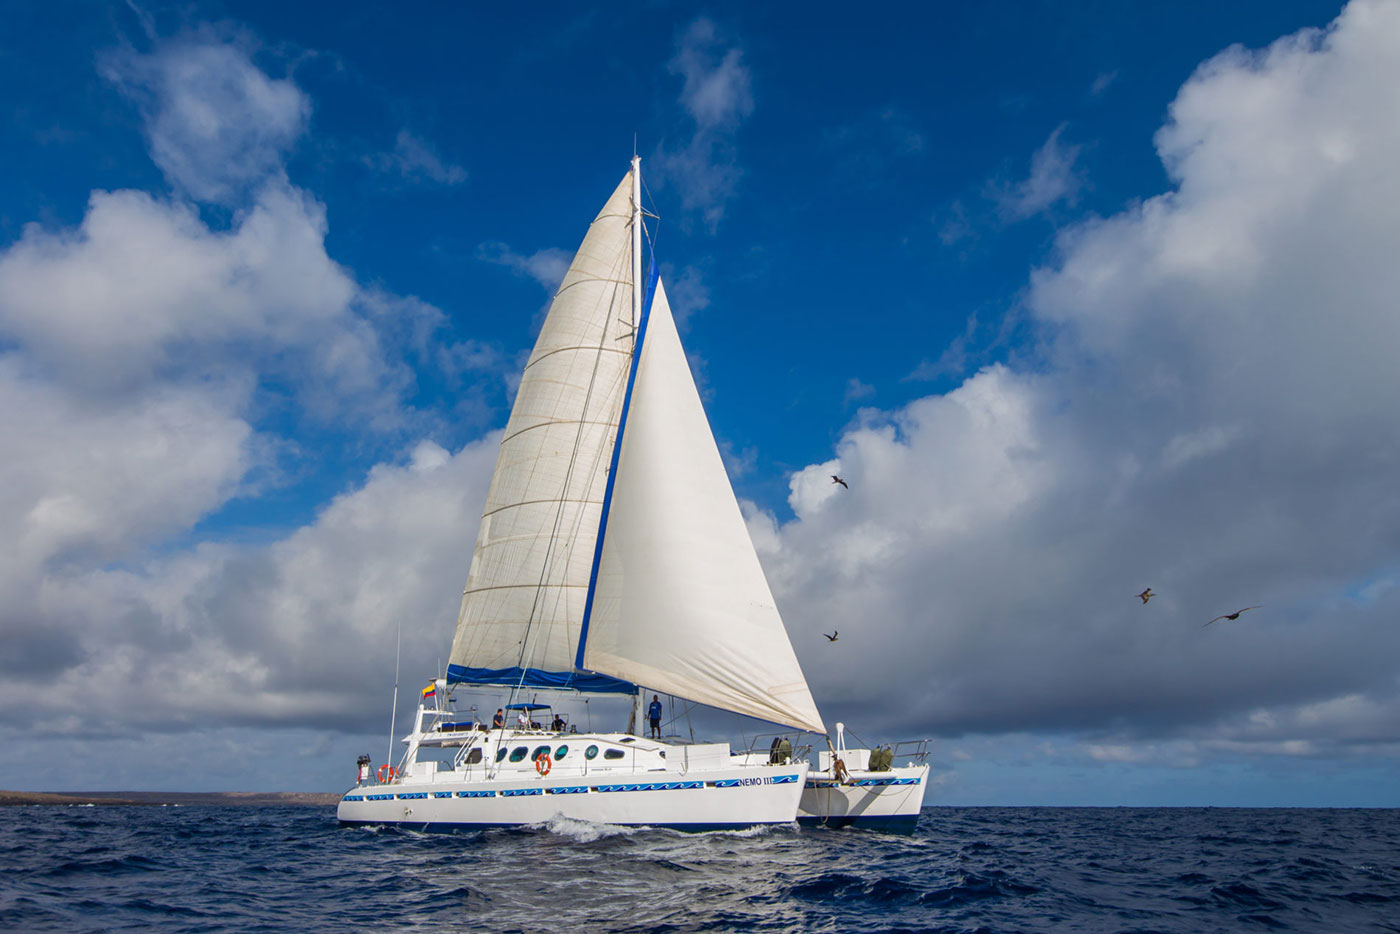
[[535, 753, 552, 776], [377, 764, 397, 783]]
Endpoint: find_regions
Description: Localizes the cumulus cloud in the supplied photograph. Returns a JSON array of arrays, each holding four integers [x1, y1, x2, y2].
[[0, 437, 498, 734], [0, 35, 485, 749], [759, 0, 1400, 764], [0, 183, 367, 397], [652, 18, 754, 231]]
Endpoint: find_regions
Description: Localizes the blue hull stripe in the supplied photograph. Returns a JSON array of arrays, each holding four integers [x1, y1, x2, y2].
[[575, 255, 660, 671]]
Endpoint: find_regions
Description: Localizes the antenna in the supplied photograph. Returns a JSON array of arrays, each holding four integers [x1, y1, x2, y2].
[[386, 621, 401, 772]]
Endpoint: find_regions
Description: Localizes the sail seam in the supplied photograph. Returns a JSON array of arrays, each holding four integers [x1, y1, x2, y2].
[[548, 276, 632, 303], [463, 582, 590, 595], [522, 344, 629, 373], [499, 417, 621, 447]]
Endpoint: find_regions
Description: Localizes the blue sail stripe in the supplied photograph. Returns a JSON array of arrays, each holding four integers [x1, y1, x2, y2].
[[445, 663, 634, 694], [575, 255, 661, 672]]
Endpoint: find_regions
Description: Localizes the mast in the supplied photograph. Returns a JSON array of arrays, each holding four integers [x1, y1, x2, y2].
[[631, 155, 642, 331]]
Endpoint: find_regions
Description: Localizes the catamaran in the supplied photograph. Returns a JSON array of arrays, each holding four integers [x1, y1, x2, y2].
[[338, 157, 826, 831]]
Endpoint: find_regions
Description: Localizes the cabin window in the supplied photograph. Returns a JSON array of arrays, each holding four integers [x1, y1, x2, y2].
[[603, 749, 625, 760], [554, 745, 568, 760], [585, 745, 599, 760], [466, 748, 483, 765], [495, 748, 508, 763], [508, 746, 528, 762], [532, 746, 551, 761]]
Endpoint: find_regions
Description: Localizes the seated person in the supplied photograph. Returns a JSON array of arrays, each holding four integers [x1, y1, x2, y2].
[[551, 714, 566, 732]]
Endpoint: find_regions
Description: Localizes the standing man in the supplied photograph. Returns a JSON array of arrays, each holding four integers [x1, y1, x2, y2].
[[647, 695, 663, 739], [492, 708, 504, 729]]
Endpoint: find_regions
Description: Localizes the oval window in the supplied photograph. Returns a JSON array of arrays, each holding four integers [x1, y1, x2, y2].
[[603, 749, 625, 760], [466, 748, 483, 765], [554, 745, 568, 760], [495, 747, 508, 763], [585, 745, 599, 760], [532, 745, 551, 761], [508, 746, 528, 762]]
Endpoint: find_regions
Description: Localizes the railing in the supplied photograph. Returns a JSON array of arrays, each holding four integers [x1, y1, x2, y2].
[[886, 738, 931, 764]]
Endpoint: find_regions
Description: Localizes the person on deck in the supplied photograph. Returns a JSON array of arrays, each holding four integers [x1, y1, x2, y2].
[[648, 695, 663, 739], [492, 709, 504, 729]]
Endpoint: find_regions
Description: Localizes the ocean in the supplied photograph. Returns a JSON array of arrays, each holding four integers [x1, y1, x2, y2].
[[2, 805, 1396, 933]]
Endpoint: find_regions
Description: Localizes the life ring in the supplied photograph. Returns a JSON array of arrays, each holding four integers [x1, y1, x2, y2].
[[377, 764, 397, 783], [535, 753, 552, 776]]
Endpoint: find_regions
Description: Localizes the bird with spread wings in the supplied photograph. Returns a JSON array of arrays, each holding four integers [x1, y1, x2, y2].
[[1204, 606, 1262, 627]]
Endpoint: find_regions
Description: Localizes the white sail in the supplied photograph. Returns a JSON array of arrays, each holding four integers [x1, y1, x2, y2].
[[448, 171, 636, 686], [581, 279, 826, 733]]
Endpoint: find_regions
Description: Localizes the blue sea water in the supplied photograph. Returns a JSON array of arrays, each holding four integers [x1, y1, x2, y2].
[[1, 806, 1397, 933]]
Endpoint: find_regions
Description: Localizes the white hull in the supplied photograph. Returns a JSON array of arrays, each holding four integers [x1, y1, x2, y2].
[[798, 763, 928, 833], [339, 725, 807, 831], [339, 763, 807, 831]]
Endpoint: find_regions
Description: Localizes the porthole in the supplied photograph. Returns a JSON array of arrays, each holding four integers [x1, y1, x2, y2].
[[554, 745, 568, 760], [495, 748, 508, 763], [603, 749, 625, 760], [532, 745, 551, 761], [466, 748, 483, 764], [585, 745, 599, 760], [508, 746, 528, 763]]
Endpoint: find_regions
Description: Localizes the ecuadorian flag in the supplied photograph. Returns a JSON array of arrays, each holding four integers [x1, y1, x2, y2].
[[421, 682, 436, 698]]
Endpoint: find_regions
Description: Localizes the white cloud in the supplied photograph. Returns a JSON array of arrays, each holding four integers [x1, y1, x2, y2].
[[993, 123, 1084, 220], [0, 436, 498, 733], [367, 129, 467, 186], [660, 263, 709, 330], [1091, 71, 1118, 96], [757, 0, 1400, 765], [102, 40, 309, 204], [652, 18, 754, 232], [0, 182, 363, 396], [669, 18, 753, 130], [477, 241, 573, 294], [844, 378, 875, 405], [0, 36, 489, 745]]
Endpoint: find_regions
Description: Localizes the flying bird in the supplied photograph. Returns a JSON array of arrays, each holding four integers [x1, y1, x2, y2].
[[831, 475, 848, 489], [823, 631, 838, 642], [1204, 606, 1262, 627], [1137, 588, 1155, 604]]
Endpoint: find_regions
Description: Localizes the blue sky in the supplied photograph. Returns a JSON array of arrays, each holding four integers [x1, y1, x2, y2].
[[3, 0, 1398, 806]]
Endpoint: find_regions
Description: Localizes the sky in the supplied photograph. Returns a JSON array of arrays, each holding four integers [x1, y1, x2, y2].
[[1, 0, 1395, 806]]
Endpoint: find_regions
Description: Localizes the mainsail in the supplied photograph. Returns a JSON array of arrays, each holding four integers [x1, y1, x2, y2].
[[446, 171, 636, 692], [448, 160, 824, 734]]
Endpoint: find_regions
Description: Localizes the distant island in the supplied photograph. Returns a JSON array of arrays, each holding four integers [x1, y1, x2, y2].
[[0, 790, 342, 807]]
